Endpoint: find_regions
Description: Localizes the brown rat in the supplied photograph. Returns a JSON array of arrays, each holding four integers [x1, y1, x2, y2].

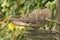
[[19, 8, 52, 26], [11, 8, 52, 27]]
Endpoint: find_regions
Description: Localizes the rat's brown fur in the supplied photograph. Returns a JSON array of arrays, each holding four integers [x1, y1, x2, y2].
[[20, 8, 52, 20]]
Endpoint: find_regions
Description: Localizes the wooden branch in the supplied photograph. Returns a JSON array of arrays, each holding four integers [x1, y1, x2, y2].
[[24, 30, 57, 39], [12, 20, 46, 27]]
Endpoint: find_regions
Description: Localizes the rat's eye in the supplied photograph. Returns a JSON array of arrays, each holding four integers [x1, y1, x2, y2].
[[45, 17, 49, 20], [39, 12, 42, 14]]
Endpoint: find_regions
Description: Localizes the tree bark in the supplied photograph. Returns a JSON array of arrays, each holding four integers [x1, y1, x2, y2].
[[55, 0, 60, 39], [56, 0, 60, 33]]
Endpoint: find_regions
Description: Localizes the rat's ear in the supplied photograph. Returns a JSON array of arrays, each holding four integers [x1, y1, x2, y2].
[[25, 13, 29, 18], [39, 12, 42, 14]]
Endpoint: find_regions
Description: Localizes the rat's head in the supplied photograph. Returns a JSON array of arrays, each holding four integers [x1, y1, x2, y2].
[[41, 8, 52, 21]]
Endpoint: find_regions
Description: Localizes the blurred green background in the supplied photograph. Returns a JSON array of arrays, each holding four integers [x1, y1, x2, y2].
[[0, 0, 56, 40]]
